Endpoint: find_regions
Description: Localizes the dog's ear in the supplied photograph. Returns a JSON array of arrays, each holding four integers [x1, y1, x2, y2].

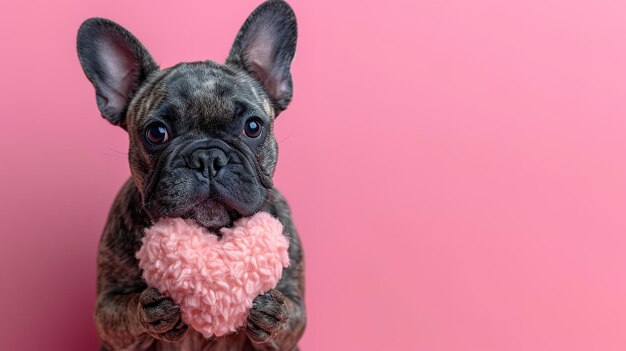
[[77, 18, 158, 128], [226, 0, 297, 115]]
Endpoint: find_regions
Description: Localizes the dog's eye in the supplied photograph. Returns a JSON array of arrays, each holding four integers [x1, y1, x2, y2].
[[243, 117, 263, 138], [145, 122, 170, 144]]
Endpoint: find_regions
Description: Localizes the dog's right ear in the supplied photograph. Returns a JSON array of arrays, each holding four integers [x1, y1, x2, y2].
[[77, 18, 158, 128]]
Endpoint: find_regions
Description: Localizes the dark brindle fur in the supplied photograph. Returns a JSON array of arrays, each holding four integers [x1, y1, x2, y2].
[[76, 1, 305, 350]]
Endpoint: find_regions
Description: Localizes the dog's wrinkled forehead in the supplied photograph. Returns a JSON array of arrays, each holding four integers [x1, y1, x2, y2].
[[129, 61, 273, 132]]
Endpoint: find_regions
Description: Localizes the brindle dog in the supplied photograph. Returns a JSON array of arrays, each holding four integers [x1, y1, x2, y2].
[[76, 1, 305, 350]]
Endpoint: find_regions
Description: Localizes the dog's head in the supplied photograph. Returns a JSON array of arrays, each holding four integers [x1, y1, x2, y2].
[[77, 1, 297, 230]]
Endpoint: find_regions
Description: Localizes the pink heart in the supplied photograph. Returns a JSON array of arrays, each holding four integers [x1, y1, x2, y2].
[[136, 212, 290, 338]]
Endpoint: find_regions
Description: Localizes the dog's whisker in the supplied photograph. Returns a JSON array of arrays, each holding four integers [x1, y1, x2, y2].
[[278, 130, 295, 144], [104, 147, 128, 156]]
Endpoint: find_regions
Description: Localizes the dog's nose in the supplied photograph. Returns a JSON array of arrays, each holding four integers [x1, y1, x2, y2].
[[188, 148, 229, 178]]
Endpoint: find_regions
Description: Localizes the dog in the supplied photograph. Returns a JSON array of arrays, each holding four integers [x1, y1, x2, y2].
[[76, 1, 306, 350]]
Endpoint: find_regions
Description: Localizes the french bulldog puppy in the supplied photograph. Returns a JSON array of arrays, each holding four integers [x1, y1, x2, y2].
[[76, 1, 305, 350]]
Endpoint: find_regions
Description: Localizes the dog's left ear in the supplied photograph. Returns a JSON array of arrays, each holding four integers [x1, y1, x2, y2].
[[226, 0, 297, 115]]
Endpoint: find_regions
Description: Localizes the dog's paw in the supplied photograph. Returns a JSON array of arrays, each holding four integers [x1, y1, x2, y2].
[[246, 289, 288, 343], [138, 287, 188, 342]]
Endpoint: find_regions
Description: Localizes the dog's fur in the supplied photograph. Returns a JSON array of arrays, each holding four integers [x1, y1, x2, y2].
[[76, 1, 305, 350]]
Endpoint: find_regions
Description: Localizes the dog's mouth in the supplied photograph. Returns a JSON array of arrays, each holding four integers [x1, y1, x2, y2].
[[141, 137, 272, 232]]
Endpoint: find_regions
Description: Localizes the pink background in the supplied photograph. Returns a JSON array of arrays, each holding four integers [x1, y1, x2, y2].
[[2, 0, 626, 350]]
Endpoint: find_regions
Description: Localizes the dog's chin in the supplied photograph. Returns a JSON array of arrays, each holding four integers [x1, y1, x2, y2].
[[181, 201, 241, 232], [145, 199, 239, 232]]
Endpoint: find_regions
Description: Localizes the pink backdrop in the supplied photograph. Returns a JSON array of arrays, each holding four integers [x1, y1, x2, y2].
[[2, 0, 626, 350]]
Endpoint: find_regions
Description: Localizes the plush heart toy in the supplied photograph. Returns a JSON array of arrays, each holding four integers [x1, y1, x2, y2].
[[136, 212, 290, 338]]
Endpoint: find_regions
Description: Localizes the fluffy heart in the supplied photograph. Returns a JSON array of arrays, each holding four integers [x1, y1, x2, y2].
[[136, 212, 290, 338]]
